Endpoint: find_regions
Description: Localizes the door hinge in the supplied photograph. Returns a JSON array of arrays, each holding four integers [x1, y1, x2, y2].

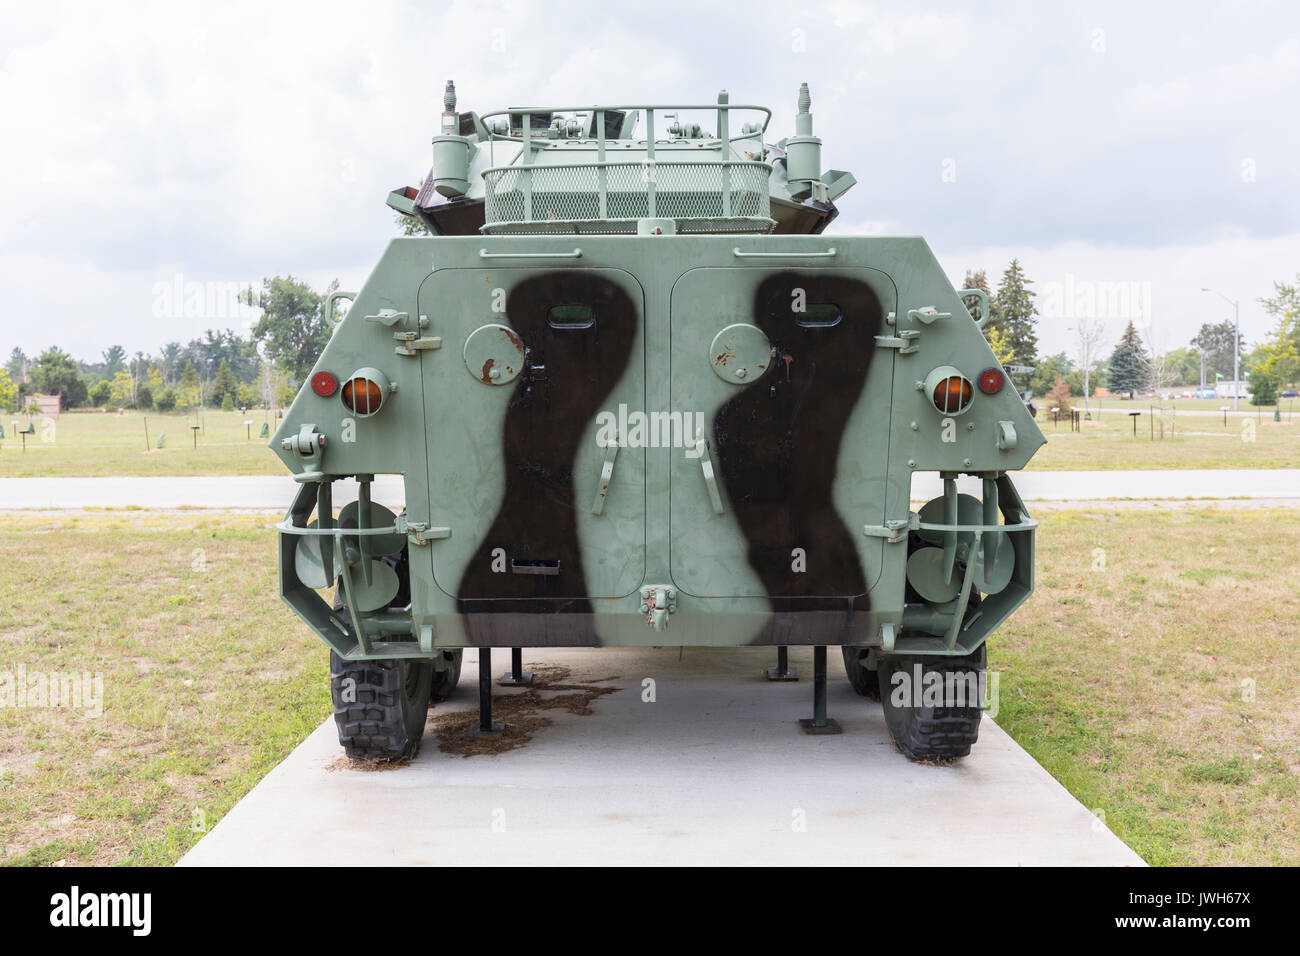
[[396, 516, 451, 546], [863, 518, 910, 544], [394, 331, 443, 356], [874, 329, 920, 354]]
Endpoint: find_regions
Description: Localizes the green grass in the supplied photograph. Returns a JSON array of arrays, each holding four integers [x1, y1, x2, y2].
[[992, 507, 1300, 865], [0, 409, 281, 477], [1027, 409, 1299, 470], [0, 511, 329, 865]]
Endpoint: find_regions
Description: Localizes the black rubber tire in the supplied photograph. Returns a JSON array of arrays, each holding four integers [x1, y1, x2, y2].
[[429, 650, 463, 703], [841, 646, 881, 701], [876, 646, 986, 760], [330, 651, 433, 761]]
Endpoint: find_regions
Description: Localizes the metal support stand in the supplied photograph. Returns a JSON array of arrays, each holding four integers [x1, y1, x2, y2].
[[765, 645, 799, 681], [498, 647, 533, 687], [472, 647, 503, 735], [798, 645, 842, 735]]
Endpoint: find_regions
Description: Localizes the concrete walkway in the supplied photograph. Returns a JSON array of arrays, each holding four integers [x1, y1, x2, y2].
[[1, 470, 1297, 510], [179, 647, 1144, 867]]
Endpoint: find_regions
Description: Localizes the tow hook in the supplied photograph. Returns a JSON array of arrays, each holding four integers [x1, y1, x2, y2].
[[639, 585, 677, 632]]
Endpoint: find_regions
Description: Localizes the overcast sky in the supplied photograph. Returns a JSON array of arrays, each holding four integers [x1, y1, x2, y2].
[[2, 0, 1297, 365]]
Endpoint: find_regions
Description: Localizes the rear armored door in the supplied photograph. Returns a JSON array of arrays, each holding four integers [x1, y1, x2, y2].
[[417, 267, 647, 605], [668, 267, 895, 601]]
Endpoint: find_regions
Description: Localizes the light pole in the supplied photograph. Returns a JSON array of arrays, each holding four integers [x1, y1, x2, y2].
[[1201, 288, 1240, 411]]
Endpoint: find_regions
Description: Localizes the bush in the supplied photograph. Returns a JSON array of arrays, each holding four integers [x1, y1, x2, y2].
[[1043, 377, 1074, 417], [137, 384, 153, 409], [1247, 367, 1276, 406], [154, 388, 178, 412], [221, 392, 234, 412], [89, 381, 112, 407]]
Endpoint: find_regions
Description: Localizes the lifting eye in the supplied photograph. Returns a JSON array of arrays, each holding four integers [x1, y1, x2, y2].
[[924, 366, 975, 416], [340, 368, 390, 417]]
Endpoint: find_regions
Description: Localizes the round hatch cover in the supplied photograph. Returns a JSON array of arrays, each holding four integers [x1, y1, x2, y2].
[[709, 323, 772, 384], [464, 323, 526, 385]]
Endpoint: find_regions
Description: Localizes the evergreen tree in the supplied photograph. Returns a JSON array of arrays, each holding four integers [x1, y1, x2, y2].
[[1108, 321, 1150, 397], [993, 259, 1039, 366], [31, 347, 89, 409], [179, 360, 200, 408], [208, 360, 239, 407]]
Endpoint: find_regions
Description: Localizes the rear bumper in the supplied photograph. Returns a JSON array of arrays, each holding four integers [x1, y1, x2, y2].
[[278, 473, 1035, 662]]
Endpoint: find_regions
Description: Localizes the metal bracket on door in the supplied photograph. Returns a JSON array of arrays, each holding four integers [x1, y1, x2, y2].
[[692, 436, 725, 514], [592, 438, 620, 515]]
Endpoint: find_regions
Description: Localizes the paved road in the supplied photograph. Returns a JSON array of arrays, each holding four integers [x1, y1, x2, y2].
[[178, 647, 1144, 867], [2, 470, 1297, 510]]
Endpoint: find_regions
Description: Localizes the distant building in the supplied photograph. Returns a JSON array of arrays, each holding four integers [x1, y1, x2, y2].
[[1214, 381, 1249, 400], [29, 393, 61, 418]]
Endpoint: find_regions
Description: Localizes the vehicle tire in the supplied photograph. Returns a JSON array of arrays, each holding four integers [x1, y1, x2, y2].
[[841, 646, 881, 701], [876, 645, 986, 760], [430, 649, 463, 703], [330, 651, 433, 761]]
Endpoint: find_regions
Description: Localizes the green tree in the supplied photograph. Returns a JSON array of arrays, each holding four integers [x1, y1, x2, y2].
[[0, 368, 16, 412], [1189, 320, 1242, 381], [31, 347, 88, 409], [993, 259, 1039, 366], [1107, 321, 1149, 397], [1161, 347, 1201, 387], [221, 392, 235, 412], [101, 344, 127, 377], [1029, 352, 1076, 397], [208, 360, 239, 407], [155, 388, 178, 412], [1245, 291, 1299, 407], [137, 384, 154, 410], [159, 342, 183, 384], [89, 380, 112, 406], [6, 347, 28, 385], [179, 360, 201, 409], [108, 370, 136, 407], [250, 276, 338, 384]]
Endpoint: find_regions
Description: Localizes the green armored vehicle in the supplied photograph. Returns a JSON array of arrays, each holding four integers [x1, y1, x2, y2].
[[273, 81, 1044, 762]]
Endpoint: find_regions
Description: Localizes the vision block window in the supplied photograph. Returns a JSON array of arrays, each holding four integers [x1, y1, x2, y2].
[[794, 302, 842, 328], [548, 304, 596, 329]]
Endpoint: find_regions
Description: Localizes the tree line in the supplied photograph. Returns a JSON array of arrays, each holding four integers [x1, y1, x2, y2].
[[0, 277, 340, 415], [2, 264, 1295, 416], [961, 261, 1299, 406]]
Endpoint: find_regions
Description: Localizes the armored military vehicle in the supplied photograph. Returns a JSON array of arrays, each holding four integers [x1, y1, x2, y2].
[[273, 81, 1044, 762]]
